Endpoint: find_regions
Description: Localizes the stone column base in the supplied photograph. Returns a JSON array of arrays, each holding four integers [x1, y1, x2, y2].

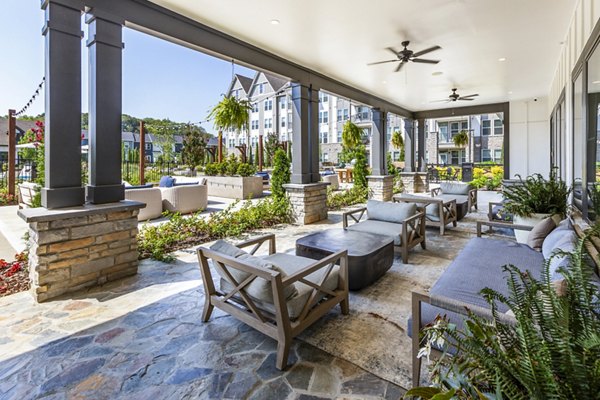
[[283, 182, 328, 225], [399, 172, 429, 193], [18, 201, 144, 302], [367, 175, 394, 201]]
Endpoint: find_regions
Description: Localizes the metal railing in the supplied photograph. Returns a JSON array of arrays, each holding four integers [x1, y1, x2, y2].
[[0, 158, 38, 189]]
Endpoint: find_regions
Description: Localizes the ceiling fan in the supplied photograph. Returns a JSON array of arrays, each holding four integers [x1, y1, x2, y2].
[[433, 88, 479, 102], [367, 41, 441, 72]]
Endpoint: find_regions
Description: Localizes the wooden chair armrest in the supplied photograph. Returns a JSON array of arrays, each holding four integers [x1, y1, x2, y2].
[[404, 210, 426, 224], [431, 187, 441, 197], [282, 250, 348, 286], [235, 233, 276, 254], [412, 291, 516, 327], [343, 207, 367, 228], [476, 220, 534, 237]]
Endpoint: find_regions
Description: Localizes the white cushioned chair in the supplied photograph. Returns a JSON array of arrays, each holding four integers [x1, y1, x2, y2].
[[197, 234, 349, 370], [160, 183, 208, 214], [124, 186, 163, 221]]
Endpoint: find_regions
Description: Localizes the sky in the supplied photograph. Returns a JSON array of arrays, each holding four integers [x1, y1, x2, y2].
[[0, 0, 256, 133]]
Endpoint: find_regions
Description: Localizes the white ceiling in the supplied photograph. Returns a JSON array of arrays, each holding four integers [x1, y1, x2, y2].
[[149, 0, 576, 111]]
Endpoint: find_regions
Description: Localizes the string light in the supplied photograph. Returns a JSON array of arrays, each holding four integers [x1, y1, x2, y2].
[[15, 78, 45, 117]]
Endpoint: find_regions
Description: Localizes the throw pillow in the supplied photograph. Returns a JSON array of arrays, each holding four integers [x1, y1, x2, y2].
[[546, 232, 578, 281], [542, 226, 575, 259], [158, 176, 175, 188], [526, 217, 556, 251], [209, 240, 248, 284]]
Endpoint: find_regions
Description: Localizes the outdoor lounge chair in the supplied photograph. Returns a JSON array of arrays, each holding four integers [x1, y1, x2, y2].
[[124, 185, 163, 221], [160, 183, 208, 214], [431, 181, 477, 219], [393, 194, 457, 235], [197, 234, 349, 370], [342, 200, 426, 263]]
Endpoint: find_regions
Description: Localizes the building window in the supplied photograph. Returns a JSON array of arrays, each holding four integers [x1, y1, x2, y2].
[[482, 149, 492, 162], [251, 136, 257, 146], [239, 137, 246, 145], [252, 103, 259, 113], [482, 120, 491, 136], [319, 111, 329, 124], [337, 130, 342, 143], [320, 132, 328, 143], [264, 99, 272, 111], [279, 98, 286, 109], [494, 119, 503, 135], [251, 120, 259, 130], [228, 139, 236, 148], [288, 114, 292, 125], [494, 149, 502, 162], [337, 109, 342, 122], [439, 153, 448, 164], [439, 122, 449, 142], [145, 143, 152, 150], [343, 109, 349, 121], [450, 121, 468, 137], [281, 116, 286, 128], [264, 118, 272, 129], [320, 92, 329, 102], [259, 82, 265, 94]]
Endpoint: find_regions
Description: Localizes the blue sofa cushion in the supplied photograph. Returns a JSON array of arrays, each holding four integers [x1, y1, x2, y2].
[[159, 176, 176, 188]]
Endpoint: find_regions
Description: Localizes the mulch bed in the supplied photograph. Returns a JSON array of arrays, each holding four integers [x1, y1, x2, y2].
[[0, 253, 30, 297]]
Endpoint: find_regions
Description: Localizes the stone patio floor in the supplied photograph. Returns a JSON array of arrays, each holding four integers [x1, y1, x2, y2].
[[0, 190, 502, 399]]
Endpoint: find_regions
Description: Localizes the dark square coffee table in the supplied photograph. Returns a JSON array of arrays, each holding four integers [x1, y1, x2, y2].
[[295, 228, 394, 290]]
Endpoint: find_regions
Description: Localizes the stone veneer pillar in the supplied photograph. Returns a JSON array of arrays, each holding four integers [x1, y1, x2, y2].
[[18, 201, 144, 302], [399, 172, 429, 193], [283, 182, 329, 224], [367, 175, 394, 201]]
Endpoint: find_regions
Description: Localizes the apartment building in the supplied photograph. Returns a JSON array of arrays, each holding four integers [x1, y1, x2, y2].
[[226, 72, 406, 165], [424, 113, 504, 165]]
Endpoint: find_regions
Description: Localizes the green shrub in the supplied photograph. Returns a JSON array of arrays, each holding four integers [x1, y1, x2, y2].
[[204, 163, 218, 176], [386, 153, 397, 177], [236, 163, 256, 177], [327, 186, 369, 210], [352, 147, 368, 191], [225, 154, 239, 176], [271, 149, 290, 199], [138, 197, 294, 261]]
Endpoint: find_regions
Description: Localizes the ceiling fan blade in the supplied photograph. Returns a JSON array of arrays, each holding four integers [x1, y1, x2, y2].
[[412, 45, 441, 58], [386, 47, 400, 56], [367, 59, 400, 66], [395, 61, 405, 72], [459, 94, 479, 98], [412, 58, 440, 64], [458, 97, 475, 101]]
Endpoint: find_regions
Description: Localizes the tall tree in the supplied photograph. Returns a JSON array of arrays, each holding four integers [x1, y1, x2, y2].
[[182, 124, 210, 172]]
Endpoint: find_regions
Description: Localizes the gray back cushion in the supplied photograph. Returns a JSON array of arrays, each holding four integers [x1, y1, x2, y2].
[[542, 227, 576, 259], [209, 240, 297, 303], [546, 232, 578, 281], [367, 200, 416, 223], [441, 182, 471, 195]]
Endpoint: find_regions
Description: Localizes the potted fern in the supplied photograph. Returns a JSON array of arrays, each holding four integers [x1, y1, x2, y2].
[[502, 169, 570, 243], [207, 95, 252, 162], [452, 130, 469, 148], [407, 226, 600, 399]]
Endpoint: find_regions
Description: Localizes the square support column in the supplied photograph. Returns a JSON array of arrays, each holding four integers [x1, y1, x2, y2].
[[404, 119, 416, 172], [283, 182, 328, 224], [367, 175, 393, 201], [86, 9, 126, 204], [290, 83, 320, 184], [417, 118, 426, 172], [371, 108, 387, 176], [42, 0, 85, 208]]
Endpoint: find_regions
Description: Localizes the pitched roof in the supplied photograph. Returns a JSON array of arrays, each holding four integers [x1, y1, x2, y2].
[[263, 72, 289, 93], [236, 74, 253, 93], [0, 118, 40, 147]]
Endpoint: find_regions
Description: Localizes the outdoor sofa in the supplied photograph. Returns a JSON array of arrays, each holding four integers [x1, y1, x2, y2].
[[197, 234, 349, 370], [160, 183, 207, 214], [124, 185, 163, 221], [431, 182, 477, 220], [393, 194, 457, 235], [343, 200, 426, 263], [408, 218, 600, 387]]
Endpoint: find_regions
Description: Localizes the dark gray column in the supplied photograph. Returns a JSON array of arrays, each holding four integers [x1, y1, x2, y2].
[[370, 108, 387, 176], [41, 0, 85, 208], [308, 86, 320, 182], [404, 119, 415, 172], [417, 118, 426, 171], [86, 9, 125, 204], [290, 83, 320, 183]]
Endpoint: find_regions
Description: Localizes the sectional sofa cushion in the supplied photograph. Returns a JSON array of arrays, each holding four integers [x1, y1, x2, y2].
[[366, 200, 416, 224], [346, 219, 407, 246], [542, 226, 577, 260]]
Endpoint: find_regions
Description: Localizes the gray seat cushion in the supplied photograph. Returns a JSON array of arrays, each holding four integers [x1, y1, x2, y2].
[[397, 194, 440, 221], [441, 182, 472, 195], [366, 200, 416, 224], [408, 237, 544, 337], [347, 220, 406, 246], [436, 193, 469, 206]]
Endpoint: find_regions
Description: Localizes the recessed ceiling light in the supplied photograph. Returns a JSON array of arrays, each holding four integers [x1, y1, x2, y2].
[[432, 71, 443, 76], [382, 80, 387, 84], [498, 57, 506, 62], [593, 80, 600, 84], [270, 19, 280, 25], [508, 91, 513, 94]]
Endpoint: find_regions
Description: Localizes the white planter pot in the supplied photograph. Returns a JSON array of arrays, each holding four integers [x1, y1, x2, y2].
[[513, 213, 561, 243], [206, 176, 263, 199]]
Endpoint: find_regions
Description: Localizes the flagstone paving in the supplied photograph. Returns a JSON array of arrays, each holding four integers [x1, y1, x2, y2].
[[0, 223, 406, 399]]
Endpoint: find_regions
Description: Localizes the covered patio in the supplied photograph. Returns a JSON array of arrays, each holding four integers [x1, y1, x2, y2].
[[3, 0, 599, 398]]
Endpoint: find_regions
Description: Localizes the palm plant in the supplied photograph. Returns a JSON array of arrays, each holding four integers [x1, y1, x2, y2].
[[407, 225, 600, 399], [208, 96, 252, 162], [452, 129, 469, 148]]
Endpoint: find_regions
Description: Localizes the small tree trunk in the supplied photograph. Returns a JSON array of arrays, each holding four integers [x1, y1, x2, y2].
[[218, 131, 223, 163]]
